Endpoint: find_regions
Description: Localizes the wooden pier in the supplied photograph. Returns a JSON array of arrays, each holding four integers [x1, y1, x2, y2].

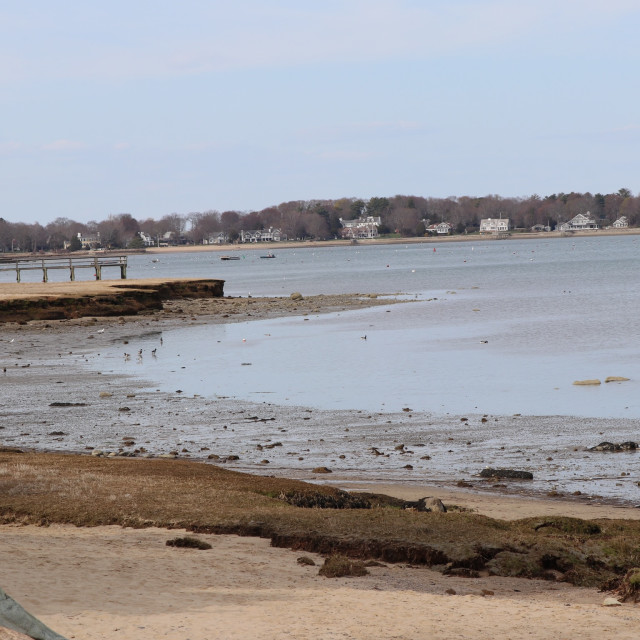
[[0, 255, 128, 282]]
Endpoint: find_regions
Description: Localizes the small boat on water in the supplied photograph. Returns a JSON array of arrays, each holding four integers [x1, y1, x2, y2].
[[260, 253, 276, 259], [220, 255, 241, 261]]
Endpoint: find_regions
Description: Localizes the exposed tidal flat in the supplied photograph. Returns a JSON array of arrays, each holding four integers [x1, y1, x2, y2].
[[1, 234, 640, 506]]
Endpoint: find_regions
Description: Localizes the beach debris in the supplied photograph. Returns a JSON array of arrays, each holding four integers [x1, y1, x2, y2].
[[319, 555, 369, 578], [312, 466, 332, 474], [612, 568, 640, 602], [572, 379, 601, 385], [290, 292, 303, 301], [48, 402, 87, 407], [589, 441, 638, 452], [605, 376, 630, 383], [602, 597, 623, 607], [297, 556, 316, 566], [0, 587, 68, 640], [98, 391, 113, 398], [479, 468, 533, 480], [166, 536, 212, 550]]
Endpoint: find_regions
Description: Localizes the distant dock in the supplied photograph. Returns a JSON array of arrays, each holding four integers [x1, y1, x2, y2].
[[0, 255, 128, 282]]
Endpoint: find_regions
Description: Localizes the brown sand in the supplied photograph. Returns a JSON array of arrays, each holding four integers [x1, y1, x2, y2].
[[1, 524, 639, 640]]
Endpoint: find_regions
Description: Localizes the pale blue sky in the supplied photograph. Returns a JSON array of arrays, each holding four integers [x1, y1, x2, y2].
[[1, 1, 639, 224]]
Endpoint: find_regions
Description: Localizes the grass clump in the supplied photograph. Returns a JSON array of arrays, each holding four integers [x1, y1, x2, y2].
[[614, 568, 640, 602], [166, 536, 212, 550], [318, 555, 369, 578]]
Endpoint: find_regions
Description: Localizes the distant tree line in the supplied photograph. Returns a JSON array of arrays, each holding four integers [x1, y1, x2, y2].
[[0, 189, 637, 253]]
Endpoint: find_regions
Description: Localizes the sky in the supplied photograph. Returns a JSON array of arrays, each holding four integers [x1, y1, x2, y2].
[[1, 0, 639, 225]]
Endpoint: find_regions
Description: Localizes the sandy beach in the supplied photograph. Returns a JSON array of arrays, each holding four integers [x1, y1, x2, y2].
[[1, 523, 638, 640], [2, 280, 640, 639]]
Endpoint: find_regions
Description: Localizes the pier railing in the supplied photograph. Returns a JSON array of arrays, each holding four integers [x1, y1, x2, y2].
[[0, 255, 128, 282]]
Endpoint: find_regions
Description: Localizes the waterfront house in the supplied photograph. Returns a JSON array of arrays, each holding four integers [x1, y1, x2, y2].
[[426, 222, 453, 235], [613, 216, 629, 228], [479, 218, 510, 233], [138, 231, 156, 247], [203, 232, 229, 245], [556, 212, 599, 231], [339, 216, 381, 239], [239, 227, 282, 243], [64, 232, 101, 250]]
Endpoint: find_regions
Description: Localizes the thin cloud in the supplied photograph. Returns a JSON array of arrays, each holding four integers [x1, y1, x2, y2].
[[315, 150, 377, 161], [0, 141, 23, 153], [2, 1, 638, 83], [41, 139, 86, 151]]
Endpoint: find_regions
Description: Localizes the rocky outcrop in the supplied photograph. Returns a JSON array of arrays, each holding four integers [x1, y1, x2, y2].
[[479, 468, 534, 480], [589, 441, 638, 452]]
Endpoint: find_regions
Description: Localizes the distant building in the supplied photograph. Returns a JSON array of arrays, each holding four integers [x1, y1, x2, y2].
[[479, 218, 510, 233], [203, 232, 229, 245], [64, 232, 101, 250], [239, 227, 282, 243], [612, 216, 629, 228], [425, 222, 452, 235], [556, 212, 599, 231], [138, 232, 156, 247], [339, 216, 381, 239]]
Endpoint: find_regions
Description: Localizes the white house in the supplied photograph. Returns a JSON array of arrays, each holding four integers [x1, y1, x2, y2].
[[556, 212, 599, 231], [64, 232, 101, 249], [426, 222, 452, 235], [613, 216, 629, 228], [203, 232, 229, 245], [339, 216, 381, 239], [138, 231, 156, 247], [239, 227, 282, 243], [479, 218, 510, 233]]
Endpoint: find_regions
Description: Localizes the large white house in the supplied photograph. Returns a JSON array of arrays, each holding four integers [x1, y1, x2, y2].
[[556, 212, 599, 231], [339, 216, 381, 239], [239, 227, 282, 243], [479, 218, 510, 233]]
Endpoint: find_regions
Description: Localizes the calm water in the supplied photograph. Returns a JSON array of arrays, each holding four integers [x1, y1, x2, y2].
[[92, 235, 640, 419]]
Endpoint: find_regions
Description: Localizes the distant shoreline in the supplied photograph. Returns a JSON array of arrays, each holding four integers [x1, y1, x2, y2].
[[3, 227, 638, 260], [145, 227, 640, 254]]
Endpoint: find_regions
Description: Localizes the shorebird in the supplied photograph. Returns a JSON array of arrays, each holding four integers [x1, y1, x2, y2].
[[97, 328, 105, 334], [360, 335, 367, 340]]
